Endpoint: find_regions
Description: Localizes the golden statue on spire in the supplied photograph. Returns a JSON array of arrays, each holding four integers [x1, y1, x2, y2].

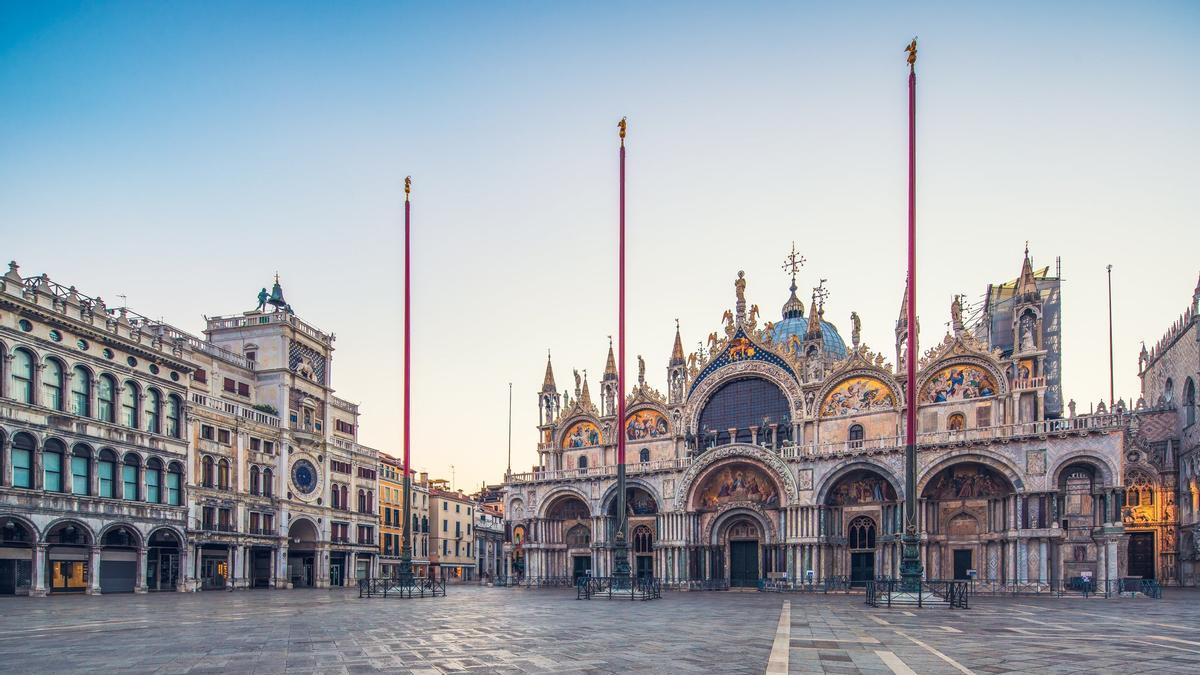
[[618, 116, 627, 143], [404, 175, 412, 201], [905, 38, 917, 67]]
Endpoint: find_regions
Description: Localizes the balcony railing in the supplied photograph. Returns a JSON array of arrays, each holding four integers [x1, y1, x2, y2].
[[206, 311, 333, 346], [507, 413, 1127, 484], [200, 522, 238, 533], [191, 392, 280, 428]]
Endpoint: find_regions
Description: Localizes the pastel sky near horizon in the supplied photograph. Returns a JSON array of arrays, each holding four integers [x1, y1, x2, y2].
[[2, 2, 1197, 491]]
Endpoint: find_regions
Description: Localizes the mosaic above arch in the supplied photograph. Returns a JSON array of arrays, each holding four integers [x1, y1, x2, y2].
[[923, 463, 1010, 500], [562, 420, 601, 448], [820, 376, 896, 417], [625, 409, 668, 441], [695, 461, 780, 510], [688, 329, 797, 397], [827, 469, 898, 506], [920, 364, 998, 404]]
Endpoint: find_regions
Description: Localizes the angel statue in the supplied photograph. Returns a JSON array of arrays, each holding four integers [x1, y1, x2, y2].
[[637, 355, 646, 385], [905, 38, 917, 67], [687, 352, 697, 370], [708, 332, 720, 350], [722, 309, 734, 328]]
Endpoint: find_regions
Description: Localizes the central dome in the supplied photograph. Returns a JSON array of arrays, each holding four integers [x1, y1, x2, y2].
[[772, 316, 847, 359]]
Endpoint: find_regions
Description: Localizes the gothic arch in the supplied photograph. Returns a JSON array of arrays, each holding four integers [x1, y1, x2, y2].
[[705, 505, 777, 545], [916, 451, 1025, 495], [538, 486, 593, 519], [915, 355, 1008, 403], [815, 459, 904, 505], [555, 414, 604, 449], [814, 366, 902, 418], [1049, 450, 1118, 488], [674, 444, 798, 508]]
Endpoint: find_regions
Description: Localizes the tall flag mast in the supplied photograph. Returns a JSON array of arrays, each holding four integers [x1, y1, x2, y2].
[[612, 117, 632, 584], [399, 176, 415, 585], [900, 38, 925, 591]]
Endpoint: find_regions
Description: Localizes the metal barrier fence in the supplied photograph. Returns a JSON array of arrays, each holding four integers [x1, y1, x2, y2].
[[358, 577, 447, 598], [660, 578, 730, 591], [576, 576, 662, 601], [865, 579, 970, 609], [757, 577, 852, 594], [961, 578, 1163, 599]]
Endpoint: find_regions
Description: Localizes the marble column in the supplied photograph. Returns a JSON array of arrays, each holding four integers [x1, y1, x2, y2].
[[88, 545, 102, 595], [136, 546, 149, 593], [32, 544, 48, 596]]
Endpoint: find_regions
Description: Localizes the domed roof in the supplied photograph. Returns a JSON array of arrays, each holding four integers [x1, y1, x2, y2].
[[771, 316, 848, 359]]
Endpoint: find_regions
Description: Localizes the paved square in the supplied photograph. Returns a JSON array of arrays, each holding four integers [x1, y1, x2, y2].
[[2, 587, 1198, 673]]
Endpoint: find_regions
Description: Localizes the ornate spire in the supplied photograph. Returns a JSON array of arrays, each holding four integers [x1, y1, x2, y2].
[[541, 350, 557, 393], [670, 319, 685, 365], [897, 280, 909, 329], [603, 337, 618, 381], [580, 371, 593, 407], [1016, 244, 1039, 299], [781, 277, 805, 319], [806, 289, 823, 338]]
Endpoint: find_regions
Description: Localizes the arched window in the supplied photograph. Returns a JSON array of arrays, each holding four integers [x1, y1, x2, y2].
[[1165, 378, 1175, 405], [70, 444, 91, 495], [217, 459, 230, 490], [578, 455, 588, 472], [167, 462, 183, 505], [123, 454, 141, 500], [413, 514, 419, 533], [43, 439, 65, 492], [698, 377, 791, 447], [11, 348, 34, 404], [367, 490, 374, 514], [145, 389, 161, 434], [97, 374, 116, 423], [358, 489, 367, 513], [263, 468, 273, 497], [1126, 472, 1155, 507], [121, 381, 140, 428], [421, 515, 429, 533], [166, 395, 182, 438], [201, 455, 214, 488], [145, 458, 163, 503], [947, 413, 966, 432], [332, 483, 341, 509], [339, 484, 348, 510], [42, 358, 64, 410], [98, 449, 117, 498], [848, 516, 876, 550], [639, 448, 650, 463], [250, 465, 260, 495], [1062, 465, 1094, 516], [848, 424, 865, 448], [633, 524, 653, 553], [71, 366, 91, 417], [11, 433, 35, 488], [1185, 378, 1197, 427]]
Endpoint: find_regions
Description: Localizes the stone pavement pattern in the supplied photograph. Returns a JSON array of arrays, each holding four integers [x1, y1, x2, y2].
[[0, 586, 1198, 674]]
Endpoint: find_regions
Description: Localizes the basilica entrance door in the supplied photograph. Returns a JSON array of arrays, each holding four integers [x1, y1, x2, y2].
[[1128, 532, 1155, 579], [850, 552, 874, 587], [953, 549, 973, 580], [730, 541, 758, 587], [572, 555, 590, 581]]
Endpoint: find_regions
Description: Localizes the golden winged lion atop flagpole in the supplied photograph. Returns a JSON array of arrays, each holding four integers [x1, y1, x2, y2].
[[905, 38, 917, 67]]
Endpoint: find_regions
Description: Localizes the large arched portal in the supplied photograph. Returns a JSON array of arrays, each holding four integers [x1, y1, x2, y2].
[[692, 460, 783, 586], [921, 462, 1015, 581], [544, 493, 592, 580], [823, 468, 899, 585]]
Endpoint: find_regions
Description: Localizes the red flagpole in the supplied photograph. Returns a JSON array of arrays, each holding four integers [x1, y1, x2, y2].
[[618, 122, 626, 467], [905, 64, 917, 453], [400, 175, 414, 582]]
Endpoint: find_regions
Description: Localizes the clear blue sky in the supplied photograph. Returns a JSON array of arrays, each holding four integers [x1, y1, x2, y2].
[[2, 1, 1197, 489]]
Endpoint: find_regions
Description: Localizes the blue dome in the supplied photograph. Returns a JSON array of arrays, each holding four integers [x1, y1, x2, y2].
[[771, 316, 848, 359]]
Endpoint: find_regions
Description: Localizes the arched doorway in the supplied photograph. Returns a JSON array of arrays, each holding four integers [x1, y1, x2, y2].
[[287, 519, 320, 588], [545, 494, 590, 579], [823, 468, 899, 582], [723, 518, 761, 587], [99, 525, 141, 593], [45, 520, 93, 593], [0, 517, 35, 595], [147, 528, 182, 591], [632, 525, 654, 581], [922, 462, 1014, 581], [847, 516, 877, 587]]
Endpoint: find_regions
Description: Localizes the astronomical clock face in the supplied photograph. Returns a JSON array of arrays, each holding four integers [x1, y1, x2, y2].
[[290, 458, 320, 498]]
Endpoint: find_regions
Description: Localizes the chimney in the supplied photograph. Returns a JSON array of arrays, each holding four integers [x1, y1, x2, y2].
[[419, 471, 428, 486]]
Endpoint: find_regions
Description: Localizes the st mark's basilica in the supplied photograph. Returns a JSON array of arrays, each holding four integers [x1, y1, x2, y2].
[[502, 249, 1157, 589]]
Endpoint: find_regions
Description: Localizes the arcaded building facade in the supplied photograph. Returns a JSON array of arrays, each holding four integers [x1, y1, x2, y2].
[[504, 251, 1133, 588]]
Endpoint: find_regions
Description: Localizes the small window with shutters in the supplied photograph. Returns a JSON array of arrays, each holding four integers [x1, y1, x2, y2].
[[223, 378, 236, 393], [237, 382, 250, 397]]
